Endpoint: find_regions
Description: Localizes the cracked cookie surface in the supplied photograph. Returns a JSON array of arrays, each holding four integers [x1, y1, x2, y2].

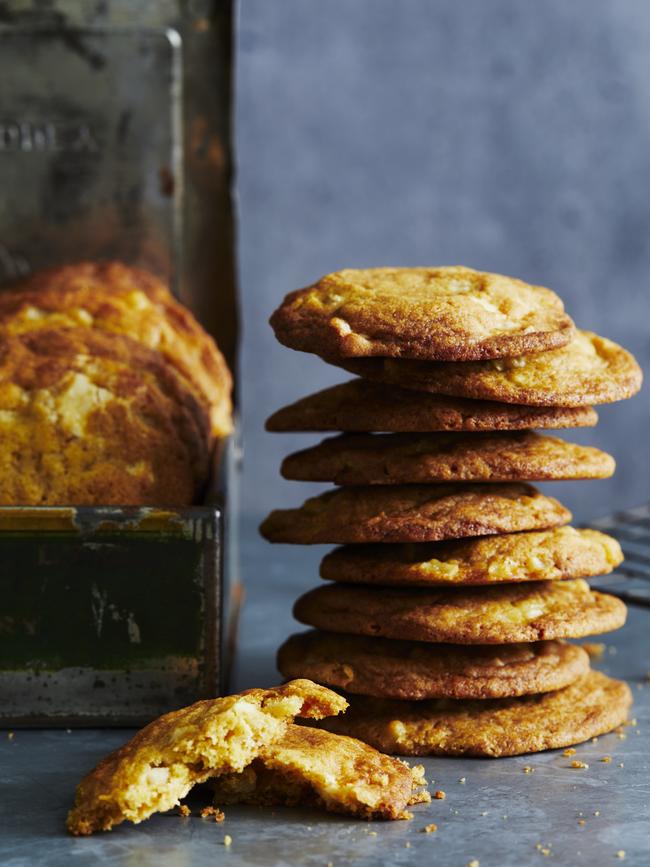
[[271, 266, 574, 361]]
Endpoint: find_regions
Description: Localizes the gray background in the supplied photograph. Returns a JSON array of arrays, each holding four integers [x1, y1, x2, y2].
[[236, 0, 649, 526]]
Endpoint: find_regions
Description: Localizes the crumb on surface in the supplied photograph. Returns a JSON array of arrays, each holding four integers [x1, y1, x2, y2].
[[578, 819, 586, 826], [434, 790, 446, 800], [570, 760, 589, 769], [601, 756, 612, 763], [523, 766, 534, 774], [422, 823, 437, 833], [618, 763, 624, 768], [458, 777, 466, 784], [581, 642, 606, 659], [199, 806, 225, 822], [594, 811, 601, 817], [7, 732, 14, 740], [467, 860, 479, 867], [616, 851, 625, 860], [223, 834, 232, 847], [177, 805, 190, 817], [563, 748, 577, 757]]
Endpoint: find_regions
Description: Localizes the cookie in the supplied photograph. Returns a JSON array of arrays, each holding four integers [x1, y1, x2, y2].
[[270, 266, 575, 361], [278, 631, 590, 700], [337, 331, 642, 407], [266, 380, 599, 432], [293, 580, 627, 644], [0, 326, 213, 505], [320, 527, 623, 587], [66, 680, 346, 835], [281, 431, 614, 485], [2, 261, 233, 436], [315, 671, 632, 757], [211, 724, 422, 820], [260, 483, 571, 544]]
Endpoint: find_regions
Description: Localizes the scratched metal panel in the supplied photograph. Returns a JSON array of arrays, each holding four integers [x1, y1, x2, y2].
[[0, 506, 222, 726], [0, 26, 182, 285]]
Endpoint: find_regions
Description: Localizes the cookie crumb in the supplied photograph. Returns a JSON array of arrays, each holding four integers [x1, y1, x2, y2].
[[563, 748, 577, 757], [458, 777, 466, 784], [615, 851, 625, 860], [434, 790, 446, 800], [199, 806, 225, 822], [523, 765, 534, 774], [223, 834, 232, 847], [467, 861, 479, 867], [7, 732, 14, 741], [405, 842, 411, 849], [422, 823, 438, 833], [600, 756, 612, 763], [578, 819, 586, 827], [618, 763, 624, 768], [177, 805, 190, 817], [570, 760, 589, 769], [582, 642, 605, 659], [594, 811, 601, 817]]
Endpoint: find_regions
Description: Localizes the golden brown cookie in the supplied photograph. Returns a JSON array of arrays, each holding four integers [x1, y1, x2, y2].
[[66, 680, 346, 835], [260, 483, 571, 544], [337, 331, 642, 407], [315, 671, 632, 757], [293, 580, 627, 644], [2, 261, 233, 436], [270, 266, 575, 361], [266, 380, 599, 432], [211, 724, 422, 820], [320, 527, 623, 587], [278, 631, 590, 700], [281, 431, 614, 485], [0, 326, 212, 505]]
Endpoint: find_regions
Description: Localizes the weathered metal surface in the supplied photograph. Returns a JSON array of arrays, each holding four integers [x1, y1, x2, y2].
[[0, 0, 237, 367], [0, 505, 222, 726]]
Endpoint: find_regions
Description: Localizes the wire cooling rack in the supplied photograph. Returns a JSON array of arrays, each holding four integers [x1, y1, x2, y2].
[[589, 504, 650, 608]]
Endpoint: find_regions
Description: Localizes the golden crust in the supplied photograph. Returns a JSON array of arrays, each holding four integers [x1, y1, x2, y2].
[[315, 671, 632, 757], [293, 580, 627, 644], [270, 266, 575, 361], [0, 327, 212, 505], [211, 724, 419, 820], [266, 380, 599, 432], [320, 527, 624, 587], [66, 680, 347, 835], [278, 631, 590, 700], [338, 331, 642, 407], [260, 483, 571, 544], [3, 261, 233, 436], [281, 431, 615, 485]]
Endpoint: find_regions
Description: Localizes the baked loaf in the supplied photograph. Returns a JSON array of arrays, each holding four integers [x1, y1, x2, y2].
[[0, 262, 232, 505]]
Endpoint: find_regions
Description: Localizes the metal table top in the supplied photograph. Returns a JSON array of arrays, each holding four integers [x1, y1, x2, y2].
[[3, 519, 650, 867]]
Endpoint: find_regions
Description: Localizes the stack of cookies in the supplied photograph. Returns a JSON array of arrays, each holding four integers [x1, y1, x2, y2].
[[261, 266, 642, 757], [0, 261, 232, 505]]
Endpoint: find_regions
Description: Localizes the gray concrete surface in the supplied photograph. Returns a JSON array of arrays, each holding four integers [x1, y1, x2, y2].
[[236, 0, 650, 526]]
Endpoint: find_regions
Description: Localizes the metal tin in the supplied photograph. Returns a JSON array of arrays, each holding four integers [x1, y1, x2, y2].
[[0, 1, 238, 725]]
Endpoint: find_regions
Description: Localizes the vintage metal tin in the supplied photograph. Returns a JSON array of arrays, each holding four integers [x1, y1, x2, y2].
[[0, 1, 238, 725]]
